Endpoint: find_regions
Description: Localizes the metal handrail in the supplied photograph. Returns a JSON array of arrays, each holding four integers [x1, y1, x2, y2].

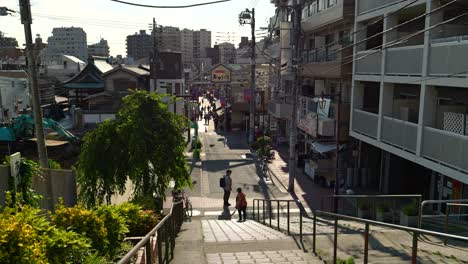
[[118, 200, 184, 264], [251, 198, 468, 264], [321, 194, 422, 223], [418, 199, 468, 228]]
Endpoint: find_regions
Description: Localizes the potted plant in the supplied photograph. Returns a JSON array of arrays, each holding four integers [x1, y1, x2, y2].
[[376, 203, 391, 222], [357, 200, 370, 219], [400, 202, 418, 227]]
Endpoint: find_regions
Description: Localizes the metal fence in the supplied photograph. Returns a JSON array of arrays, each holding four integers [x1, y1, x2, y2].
[[251, 198, 468, 264], [320, 194, 422, 226], [118, 200, 184, 264]]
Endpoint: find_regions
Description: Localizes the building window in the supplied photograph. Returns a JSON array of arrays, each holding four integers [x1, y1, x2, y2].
[[310, 1, 317, 14], [318, 0, 326, 12], [328, 0, 337, 7]]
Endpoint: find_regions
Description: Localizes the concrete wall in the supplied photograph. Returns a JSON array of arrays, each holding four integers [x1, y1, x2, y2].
[[34, 169, 77, 210], [1, 166, 76, 210], [0, 165, 10, 206]]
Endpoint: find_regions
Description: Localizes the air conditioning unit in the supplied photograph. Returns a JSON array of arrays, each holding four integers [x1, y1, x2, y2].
[[318, 118, 335, 136]]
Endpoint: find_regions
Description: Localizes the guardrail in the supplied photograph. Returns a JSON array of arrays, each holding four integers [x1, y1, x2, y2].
[[313, 210, 468, 264], [251, 198, 468, 264], [418, 199, 468, 228], [321, 194, 422, 224], [118, 200, 184, 264]]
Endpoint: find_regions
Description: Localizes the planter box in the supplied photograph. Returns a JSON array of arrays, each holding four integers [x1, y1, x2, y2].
[[400, 212, 418, 227], [376, 211, 392, 222], [358, 209, 371, 219]]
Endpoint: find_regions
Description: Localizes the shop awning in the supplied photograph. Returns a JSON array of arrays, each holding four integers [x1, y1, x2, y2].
[[310, 142, 336, 154]]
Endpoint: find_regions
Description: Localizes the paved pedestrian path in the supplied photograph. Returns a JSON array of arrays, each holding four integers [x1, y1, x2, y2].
[[171, 218, 324, 264]]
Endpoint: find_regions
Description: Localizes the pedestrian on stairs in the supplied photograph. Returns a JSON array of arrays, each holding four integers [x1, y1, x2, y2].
[[222, 170, 232, 206], [235, 188, 247, 222]]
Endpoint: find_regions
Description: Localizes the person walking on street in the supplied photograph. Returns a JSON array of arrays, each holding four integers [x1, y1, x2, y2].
[[235, 188, 247, 222], [223, 170, 232, 206]]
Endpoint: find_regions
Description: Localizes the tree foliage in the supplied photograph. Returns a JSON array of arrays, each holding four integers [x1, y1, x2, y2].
[[77, 91, 191, 208]]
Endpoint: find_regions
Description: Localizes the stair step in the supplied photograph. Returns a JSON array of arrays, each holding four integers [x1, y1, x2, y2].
[[206, 250, 323, 264]]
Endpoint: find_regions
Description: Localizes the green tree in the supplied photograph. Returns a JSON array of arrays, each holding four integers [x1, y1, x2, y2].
[[77, 91, 191, 208]]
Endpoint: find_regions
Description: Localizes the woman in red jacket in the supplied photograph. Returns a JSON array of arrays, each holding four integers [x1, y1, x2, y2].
[[235, 187, 247, 222]]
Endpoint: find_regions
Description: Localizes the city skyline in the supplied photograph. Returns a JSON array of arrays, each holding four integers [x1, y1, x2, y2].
[[0, 0, 274, 56]]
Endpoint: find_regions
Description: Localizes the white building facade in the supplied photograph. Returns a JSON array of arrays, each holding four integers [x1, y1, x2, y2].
[[46, 27, 88, 62], [88, 38, 110, 57], [350, 0, 468, 203]]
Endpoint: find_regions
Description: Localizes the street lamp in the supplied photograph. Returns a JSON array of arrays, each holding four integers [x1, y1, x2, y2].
[[239, 7, 256, 143]]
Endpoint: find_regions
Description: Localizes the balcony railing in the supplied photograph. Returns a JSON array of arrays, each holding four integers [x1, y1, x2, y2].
[[381, 117, 418, 153], [352, 109, 378, 138], [358, 0, 407, 16], [355, 50, 382, 75], [429, 40, 468, 77], [422, 127, 468, 173], [386, 45, 423, 76], [302, 48, 338, 63]]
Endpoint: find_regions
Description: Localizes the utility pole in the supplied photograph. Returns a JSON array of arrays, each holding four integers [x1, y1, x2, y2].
[[250, 8, 256, 144], [151, 18, 158, 92], [19, 0, 48, 168], [239, 8, 256, 143], [288, 0, 302, 192]]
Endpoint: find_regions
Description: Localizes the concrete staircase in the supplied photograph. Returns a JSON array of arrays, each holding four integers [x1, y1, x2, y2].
[[171, 215, 324, 264]]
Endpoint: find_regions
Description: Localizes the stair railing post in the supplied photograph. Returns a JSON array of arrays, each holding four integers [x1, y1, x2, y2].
[[313, 212, 316, 254], [263, 200, 265, 224], [411, 231, 419, 264], [253, 199, 255, 220], [277, 201, 280, 230], [333, 218, 338, 264], [257, 200, 260, 222], [364, 223, 369, 264], [269, 200, 272, 228], [299, 209, 303, 244], [287, 201, 290, 235]]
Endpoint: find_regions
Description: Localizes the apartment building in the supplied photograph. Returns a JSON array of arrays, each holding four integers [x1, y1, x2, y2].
[[218, 42, 236, 64], [88, 38, 110, 57], [193, 29, 212, 71], [291, 0, 355, 184], [46, 27, 88, 62], [350, 0, 468, 205], [157, 26, 182, 52], [181, 29, 194, 69], [126, 30, 152, 61]]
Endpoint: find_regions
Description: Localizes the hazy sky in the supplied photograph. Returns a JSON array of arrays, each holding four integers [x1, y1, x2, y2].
[[1, 0, 275, 56]]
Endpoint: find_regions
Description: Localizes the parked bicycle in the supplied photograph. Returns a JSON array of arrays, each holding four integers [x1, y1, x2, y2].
[[171, 181, 196, 221]]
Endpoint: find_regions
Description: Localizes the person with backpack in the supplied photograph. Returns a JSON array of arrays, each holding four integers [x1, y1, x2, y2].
[[220, 169, 232, 206], [235, 188, 247, 222]]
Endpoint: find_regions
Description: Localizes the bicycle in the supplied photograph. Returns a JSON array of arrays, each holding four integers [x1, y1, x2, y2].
[[172, 190, 192, 222]]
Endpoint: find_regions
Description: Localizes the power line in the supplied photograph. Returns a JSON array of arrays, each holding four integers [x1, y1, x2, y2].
[[317, 11, 468, 76], [109, 0, 231, 8], [312, 0, 421, 52], [303, 0, 456, 66]]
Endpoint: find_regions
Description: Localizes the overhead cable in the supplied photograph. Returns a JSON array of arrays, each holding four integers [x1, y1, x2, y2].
[[109, 0, 231, 8]]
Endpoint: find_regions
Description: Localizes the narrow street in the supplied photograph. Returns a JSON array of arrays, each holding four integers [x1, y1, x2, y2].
[[186, 98, 288, 216]]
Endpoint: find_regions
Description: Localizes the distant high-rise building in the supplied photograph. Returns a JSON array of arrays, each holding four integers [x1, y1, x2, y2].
[[238, 37, 249, 49], [218, 42, 236, 64], [206, 45, 220, 65], [193, 29, 212, 72], [46, 27, 88, 62], [88, 38, 110, 57], [156, 26, 181, 52], [126, 30, 152, 61], [0, 31, 18, 48], [180, 29, 194, 69]]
